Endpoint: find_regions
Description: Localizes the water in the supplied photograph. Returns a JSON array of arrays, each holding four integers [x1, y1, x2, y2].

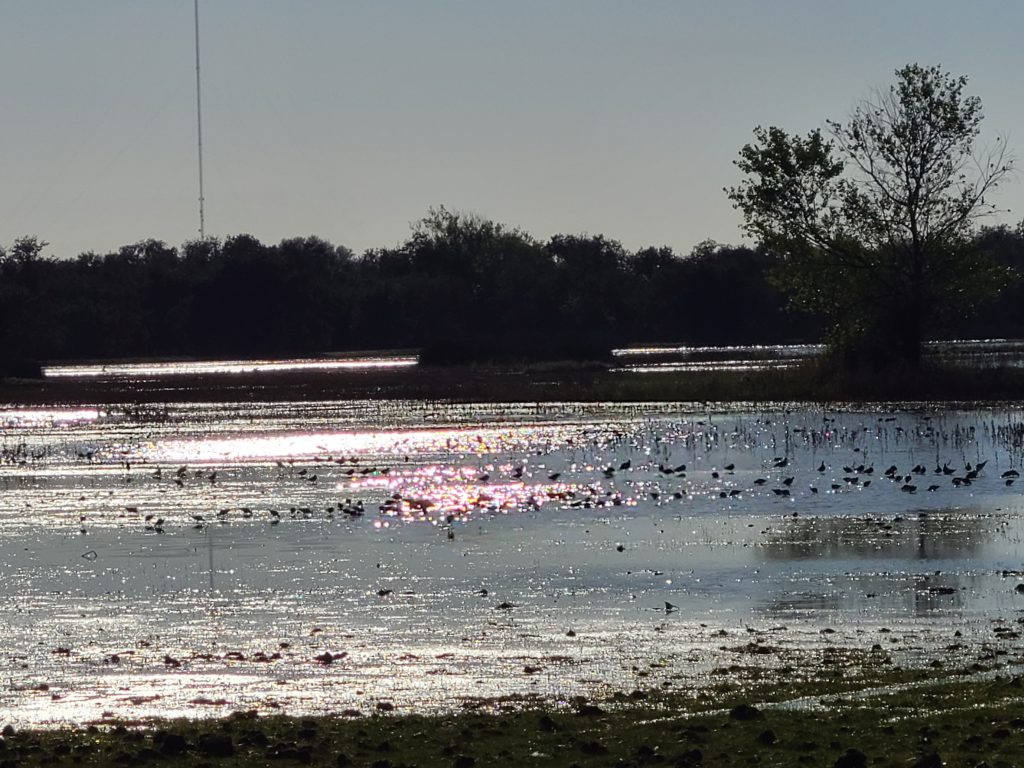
[[2, 400, 1024, 725], [613, 338, 1024, 372], [42, 355, 419, 380]]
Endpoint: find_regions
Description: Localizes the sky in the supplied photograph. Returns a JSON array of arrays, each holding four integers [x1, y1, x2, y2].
[[1, 1, 1022, 259]]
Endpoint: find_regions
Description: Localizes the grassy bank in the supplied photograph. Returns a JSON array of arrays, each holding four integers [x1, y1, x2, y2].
[[5, 671, 1024, 767], [2, 360, 1024, 405]]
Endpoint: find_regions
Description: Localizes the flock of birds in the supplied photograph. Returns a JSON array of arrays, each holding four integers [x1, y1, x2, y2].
[[55, 442, 1024, 537]]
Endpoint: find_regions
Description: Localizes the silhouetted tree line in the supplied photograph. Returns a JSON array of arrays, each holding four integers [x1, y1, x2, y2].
[[0, 208, 1021, 367]]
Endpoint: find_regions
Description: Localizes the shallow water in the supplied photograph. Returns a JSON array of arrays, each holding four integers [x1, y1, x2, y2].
[[2, 400, 1024, 725], [613, 338, 1024, 372]]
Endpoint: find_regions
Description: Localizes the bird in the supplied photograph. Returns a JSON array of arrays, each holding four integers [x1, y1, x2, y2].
[[817, 462, 826, 472], [724, 463, 735, 471]]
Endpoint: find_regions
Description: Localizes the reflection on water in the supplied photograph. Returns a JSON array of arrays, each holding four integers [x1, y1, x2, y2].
[[761, 513, 991, 561], [43, 355, 418, 379], [614, 338, 1024, 373], [2, 400, 1024, 724]]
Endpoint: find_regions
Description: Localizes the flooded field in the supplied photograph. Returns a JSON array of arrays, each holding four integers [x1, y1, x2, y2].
[[612, 338, 1024, 372], [3, 400, 1024, 726]]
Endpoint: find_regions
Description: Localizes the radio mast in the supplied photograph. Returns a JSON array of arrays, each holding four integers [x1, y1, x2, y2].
[[193, 0, 206, 239]]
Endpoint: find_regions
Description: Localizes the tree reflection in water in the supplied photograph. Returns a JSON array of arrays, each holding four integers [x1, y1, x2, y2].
[[756, 512, 1000, 617]]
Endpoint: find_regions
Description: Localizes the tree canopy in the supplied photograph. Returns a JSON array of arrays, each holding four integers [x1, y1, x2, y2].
[[2, 205, 1024, 367], [727, 64, 1016, 367]]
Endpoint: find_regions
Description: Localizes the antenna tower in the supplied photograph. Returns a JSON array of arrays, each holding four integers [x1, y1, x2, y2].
[[194, 0, 206, 238]]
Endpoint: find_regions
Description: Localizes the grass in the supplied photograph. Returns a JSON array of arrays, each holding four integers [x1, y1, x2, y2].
[[2, 360, 1024, 406], [6, 670, 1024, 767]]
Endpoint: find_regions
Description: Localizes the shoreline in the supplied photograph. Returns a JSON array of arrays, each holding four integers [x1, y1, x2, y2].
[[5, 659, 1024, 766], [3, 361, 1024, 406]]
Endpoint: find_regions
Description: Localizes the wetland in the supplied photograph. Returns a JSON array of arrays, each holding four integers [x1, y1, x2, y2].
[[3, 397, 1024, 736]]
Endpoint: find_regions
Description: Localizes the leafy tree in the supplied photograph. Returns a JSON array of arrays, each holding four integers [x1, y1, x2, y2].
[[727, 64, 1015, 367]]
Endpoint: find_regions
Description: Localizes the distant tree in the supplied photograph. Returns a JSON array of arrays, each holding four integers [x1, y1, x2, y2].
[[727, 64, 1015, 367]]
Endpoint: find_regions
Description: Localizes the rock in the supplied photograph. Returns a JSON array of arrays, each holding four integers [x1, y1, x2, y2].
[[576, 703, 605, 716], [913, 753, 943, 768], [198, 733, 234, 758], [0, 727, 12, 738], [834, 748, 867, 768], [454, 756, 476, 768], [336, 754, 351, 767], [728, 703, 761, 721]]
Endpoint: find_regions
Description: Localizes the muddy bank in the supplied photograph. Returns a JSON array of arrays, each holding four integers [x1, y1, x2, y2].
[[4, 665, 1024, 767]]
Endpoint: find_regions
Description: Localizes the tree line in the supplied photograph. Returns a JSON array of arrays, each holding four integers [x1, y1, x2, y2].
[[1, 206, 1021, 367]]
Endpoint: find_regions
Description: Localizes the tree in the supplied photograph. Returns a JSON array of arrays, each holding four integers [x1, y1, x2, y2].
[[727, 64, 1015, 367]]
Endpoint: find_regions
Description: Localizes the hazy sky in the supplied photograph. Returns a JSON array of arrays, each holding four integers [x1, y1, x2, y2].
[[2, 1, 1022, 258]]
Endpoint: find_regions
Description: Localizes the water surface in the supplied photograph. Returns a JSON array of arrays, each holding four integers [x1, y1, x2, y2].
[[3, 400, 1024, 725]]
